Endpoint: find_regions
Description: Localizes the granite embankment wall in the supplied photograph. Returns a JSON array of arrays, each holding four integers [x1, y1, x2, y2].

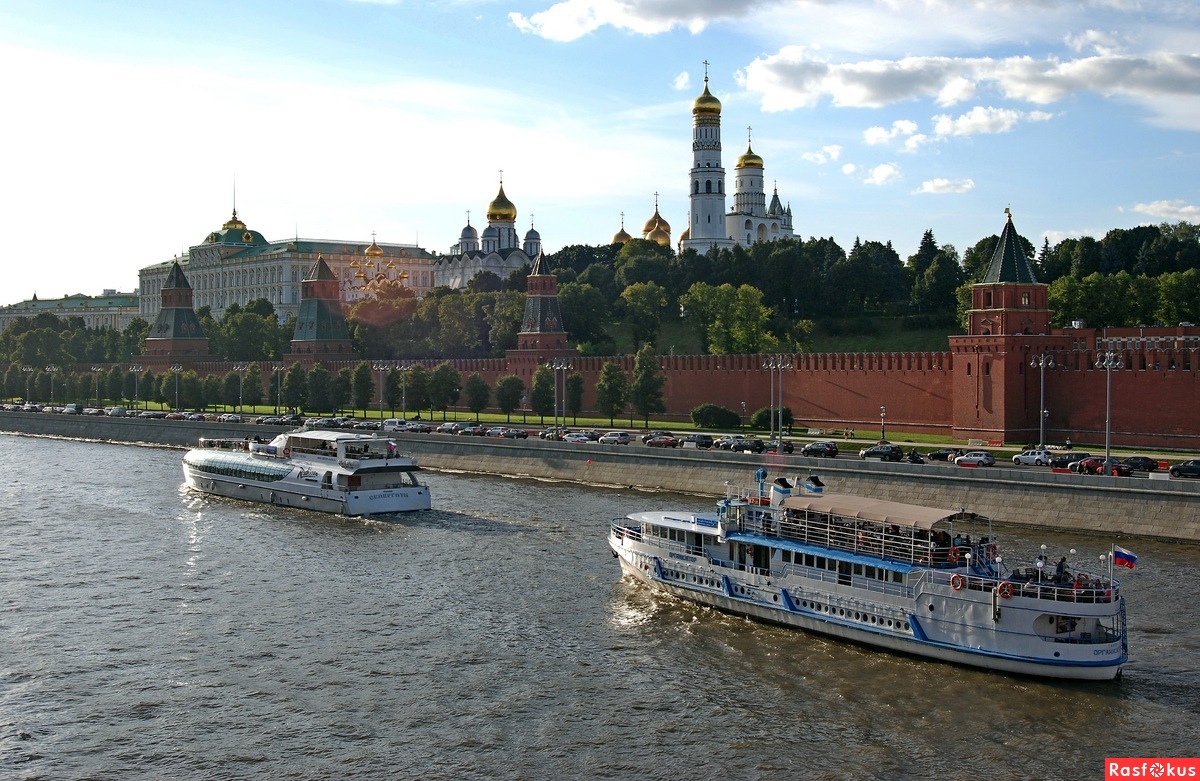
[[3, 412, 1197, 542]]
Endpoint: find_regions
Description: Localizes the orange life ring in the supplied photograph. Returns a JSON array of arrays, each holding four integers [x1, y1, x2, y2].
[[997, 581, 1014, 599], [283, 447, 291, 457], [950, 574, 966, 591], [948, 546, 961, 564]]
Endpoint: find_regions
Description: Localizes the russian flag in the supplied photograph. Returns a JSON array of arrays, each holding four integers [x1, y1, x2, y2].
[[1113, 545, 1137, 569], [387, 441, 397, 457]]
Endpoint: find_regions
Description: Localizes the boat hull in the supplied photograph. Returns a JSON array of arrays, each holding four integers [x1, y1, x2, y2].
[[183, 465, 431, 516], [611, 538, 1125, 681]]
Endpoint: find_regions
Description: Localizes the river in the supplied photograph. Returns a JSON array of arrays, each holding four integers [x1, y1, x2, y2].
[[1, 433, 1197, 780]]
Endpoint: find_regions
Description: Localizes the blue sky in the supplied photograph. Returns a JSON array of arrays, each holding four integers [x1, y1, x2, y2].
[[2, 0, 1198, 304]]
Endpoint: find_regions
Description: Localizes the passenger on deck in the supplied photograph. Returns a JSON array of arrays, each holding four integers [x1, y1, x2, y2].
[[1055, 556, 1068, 583]]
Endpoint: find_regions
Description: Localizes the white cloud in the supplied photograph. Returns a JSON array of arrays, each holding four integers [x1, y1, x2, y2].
[[864, 163, 901, 186], [841, 163, 858, 175], [933, 106, 1025, 136], [673, 71, 691, 90], [802, 144, 843, 163], [864, 119, 918, 145], [1130, 199, 1200, 221], [1065, 29, 1124, 56], [509, 0, 781, 42], [914, 178, 975, 194]]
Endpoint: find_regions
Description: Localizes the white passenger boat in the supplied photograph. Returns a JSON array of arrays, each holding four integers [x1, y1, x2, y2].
[[609, 473, 1129, 680], [182, 428, 431, 516]]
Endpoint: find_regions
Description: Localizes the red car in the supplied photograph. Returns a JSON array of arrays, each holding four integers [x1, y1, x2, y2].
[[1078, 457, 1132, 476], [645, 434, 678, 448]]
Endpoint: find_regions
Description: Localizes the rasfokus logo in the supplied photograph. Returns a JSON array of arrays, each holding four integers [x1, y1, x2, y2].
[[1107, 759, 1200, 778]]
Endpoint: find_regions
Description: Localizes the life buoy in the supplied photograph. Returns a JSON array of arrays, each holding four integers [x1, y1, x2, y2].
[[283, 447, 291, 457], [948, 546, 961, 564], [997, 581, 1014, 599], [950, 574, 966, 591]]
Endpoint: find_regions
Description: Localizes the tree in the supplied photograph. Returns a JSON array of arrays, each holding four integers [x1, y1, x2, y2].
[[306, 364, 332, 414], [464, 372, 491, 420], [529, 365, 555, 421], [282, 362, 307, 412], [331, 368, 352, 414], [221, 370, 241, 410], [428, 362, 462, 419], [385, 366, 404, 417], [494, 374, 525, 422], [565, 372, 584, 424], [405, 364, 431, 417], [629, 344, 665, 427], [243, 363, 264, 408], [352, 361, 375, 414], [620, 281, 668, 348], [557, 281, 609, 347], [594, 362, 628, 426]]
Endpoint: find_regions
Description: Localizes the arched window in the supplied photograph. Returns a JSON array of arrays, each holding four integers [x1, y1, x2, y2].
[[693, 180, 699, 194], [745, 219, 753, 230], [706, 180, 713, 193]]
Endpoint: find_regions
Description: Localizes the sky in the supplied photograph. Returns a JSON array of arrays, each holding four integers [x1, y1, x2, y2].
[[2, 0, 1199, 305]]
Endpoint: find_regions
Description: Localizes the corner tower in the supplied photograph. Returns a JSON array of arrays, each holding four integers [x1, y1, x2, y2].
[[289, 256, 357, 359], [144, 262, 210, 360], [681, 64, 734, 254]]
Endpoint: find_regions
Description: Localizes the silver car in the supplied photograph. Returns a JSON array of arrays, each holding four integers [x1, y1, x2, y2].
[[598, 431, 631, 445], [1012, 449, 1051, 466], [954, 450, 996, 467]]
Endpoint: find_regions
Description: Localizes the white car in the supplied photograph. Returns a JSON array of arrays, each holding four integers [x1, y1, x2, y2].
[[598, 431, 630, 445], [1013, 449, 1052, 466], [955, 450, 996, 467], [562, 433, 591, 444]]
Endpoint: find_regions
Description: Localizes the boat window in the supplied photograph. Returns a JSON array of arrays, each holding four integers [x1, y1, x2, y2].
[[853, 563, 863, 576]]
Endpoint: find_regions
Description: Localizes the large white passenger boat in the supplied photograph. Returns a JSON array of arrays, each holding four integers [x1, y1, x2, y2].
[[609, 473, 1129, 680], [182, 428, 431, 516]]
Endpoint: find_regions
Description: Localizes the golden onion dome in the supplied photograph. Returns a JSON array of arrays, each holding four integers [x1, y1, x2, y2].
[[736, 143, 764, 169], [365, 238, 384, 257], [642, 207, 671, 237], [612, 227, 632, 245], [692, 80, 721, 116], [486, 184, 517, 222], [678, 227, 690, 247], [647, 224, 671, 247]]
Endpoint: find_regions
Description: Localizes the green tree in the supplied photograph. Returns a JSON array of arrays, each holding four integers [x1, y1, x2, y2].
[[557, 281, 608, 347], [405, 364, 430, 418], [629, 344, 665, 426], [243, 363, 264, 408], [221, 371, 242, 410], [331, 368, 352, 414], [594, 363, 628, 426], [283, 362, 307, 412], [529, 365, 555, 422], [428, 362, 462, 419], [464, 372, 491, 420], [565, 372, 584, 424], [385, 366, 404, 417], [620, 281, 668, 348], [306, 364, 332, 414], [352, 362, 374, 415], [494, 374, 525, 422]]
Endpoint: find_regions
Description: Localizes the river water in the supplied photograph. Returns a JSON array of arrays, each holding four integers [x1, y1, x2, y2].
[[1, 433, 1197, 780]]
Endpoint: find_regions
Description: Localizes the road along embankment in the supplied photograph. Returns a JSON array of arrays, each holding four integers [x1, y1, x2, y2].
[[3, 412, 1196, 542]]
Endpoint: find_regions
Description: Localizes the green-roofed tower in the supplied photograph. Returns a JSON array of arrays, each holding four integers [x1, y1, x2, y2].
[[288, 255, 357, 359], [144, 262, 210, 360], [964, 209, 1051, 337]]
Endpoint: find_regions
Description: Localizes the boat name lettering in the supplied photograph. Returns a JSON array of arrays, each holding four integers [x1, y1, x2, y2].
[[669, 552, 697, 562], [369, 492, 406, 500], [298, 468, 319, 481], [694, 517, 717, 528], [1094, 648, 1122, 656]]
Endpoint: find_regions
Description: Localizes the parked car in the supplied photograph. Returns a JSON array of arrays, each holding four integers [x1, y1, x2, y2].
[[562, 432, 591, 444], [1012, 449, 1052, 466], [645, 434, 679, 448], [801, 441, 839, 458], [765, 439, 794, 454], [502, 428, 529, 439], [1078, 456, 1132, 476], [352, 420, 380, 430], [859, 444, 903, 461], [925, 447, 961, 462], [598, 431, 631, 445], [436, 422, 458, 433], [217, 413, 243, 423], [680, 433, 714, 449], [954, 450, 996, 467], [382, 418, 408, 432], [404, 421, 432, 433], [715, 435, 746, 451], [641, 431, 675, 444], [730, 438, 766, 454], [1121, 456, 1159, 472], [1051, 451, 1091, 469], [486, 427, 508, 437], [460, 424, 487, 436], [540, 426, 570, 439], [1168, 459, 1200, 479]]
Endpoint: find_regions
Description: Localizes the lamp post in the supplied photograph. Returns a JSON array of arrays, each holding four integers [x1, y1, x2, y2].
[[372, 362, 388, 421], [764, 354, 793, 441], [92, 366, 104, 407], [1030, 353, 1055, 448], [740, 401, 746, 434], [170, 364, 183, 411], [130, 365, 143, 410], [22, 366, 34, 401], [547, 358, 570, 435], [1097, 351, 1123, 467], [880, 405, 887, 441], [45, 365, 59, 404], [399, 364, 410, 420], [234, 363, 247, 413], [274, 362, 284, 414]]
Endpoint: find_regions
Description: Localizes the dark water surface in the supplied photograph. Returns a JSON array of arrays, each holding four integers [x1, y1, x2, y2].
[[1, 433, 1197, 780]]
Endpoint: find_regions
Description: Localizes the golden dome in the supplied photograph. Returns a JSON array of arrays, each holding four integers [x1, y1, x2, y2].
[[647, 224, 671, 247], [736, 143, 764, 169], [678, 227, 690, 248], [692, 79, 721, 116], [365, 238, 384, 257], [486, 183, 517, 222], [613, 227, 632, 245], [642, 207, 671, 237]]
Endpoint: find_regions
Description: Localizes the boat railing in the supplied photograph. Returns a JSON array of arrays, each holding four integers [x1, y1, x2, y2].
[[776, 562, 911, 600], [913, 568, 1120, 604]]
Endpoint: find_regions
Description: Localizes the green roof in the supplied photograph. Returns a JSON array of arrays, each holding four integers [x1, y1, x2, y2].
[[982, 211, 1039, 284]]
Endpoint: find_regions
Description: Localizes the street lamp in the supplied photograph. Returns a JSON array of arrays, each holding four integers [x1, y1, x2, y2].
[[1030, 353, 1055, 448], [130, 365, 143, 410], [372, 362, 388, 421], [880, 405, 887, 441], [22, 366, 34, 401], [45, 365, 59, 404], [92, 366, 104, 407], [740, 401, 746, 434], [764, 354, 793, 441], [274, 362, 284, 414], [399, 364, 410, 419], [234, 363, 247, 413], [547, 358, 570, 434], [170, 364, 183, 411], [1097, 351, 1123, 467]]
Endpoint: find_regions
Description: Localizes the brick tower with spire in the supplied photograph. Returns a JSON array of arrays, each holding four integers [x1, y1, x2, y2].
[[288, 255, 357, 360], [144, 261, 210, 361]]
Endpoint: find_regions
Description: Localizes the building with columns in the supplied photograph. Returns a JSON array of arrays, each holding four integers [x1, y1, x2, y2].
[[435, 180, 542, 289]]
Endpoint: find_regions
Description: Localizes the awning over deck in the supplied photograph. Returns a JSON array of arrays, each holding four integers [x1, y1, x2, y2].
[[779, 492, 970, 530]]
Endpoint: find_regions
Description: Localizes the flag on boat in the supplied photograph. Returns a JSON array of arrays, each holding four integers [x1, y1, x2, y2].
[[1113, 545, 1138, 569], [387, 440, 397, 457]]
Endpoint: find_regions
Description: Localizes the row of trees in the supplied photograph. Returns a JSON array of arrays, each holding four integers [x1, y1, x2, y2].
[[3, 346, 672, 426]]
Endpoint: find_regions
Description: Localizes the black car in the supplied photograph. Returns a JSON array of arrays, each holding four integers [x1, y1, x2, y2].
[[925, 447, 961, 462], [765, 439, 794, 454], [1121, 455, 1158, 472], [681, 434, 714, 449], [859, 444, 903, 461], [1051, 451, 1091, 469], [801, 441, 839, 458], [1168, 459, 1200, 479], [730, 438, 766, 453]]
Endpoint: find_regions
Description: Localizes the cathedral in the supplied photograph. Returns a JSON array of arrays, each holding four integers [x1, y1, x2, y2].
[[434, 179, 542, 289], [617, 69, 794, 254]]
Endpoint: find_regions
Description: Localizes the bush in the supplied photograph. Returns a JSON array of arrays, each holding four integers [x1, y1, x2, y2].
[[690, 403, 740, 429], [751, 406, 793, 431]]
